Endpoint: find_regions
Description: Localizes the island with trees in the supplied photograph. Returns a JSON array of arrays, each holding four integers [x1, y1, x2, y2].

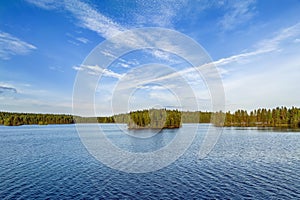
[[1, 106, 300, 129], [127, 109, 182, 129]]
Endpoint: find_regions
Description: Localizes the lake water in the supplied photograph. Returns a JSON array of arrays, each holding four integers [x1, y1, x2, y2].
[[0, 124, 300, 199]]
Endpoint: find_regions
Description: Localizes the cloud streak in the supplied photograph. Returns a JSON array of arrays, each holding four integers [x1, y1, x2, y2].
[[26, 0, 185, 63], [0, 86, 17, 94], [219, 0, 256, 31], [0, 31, 36, 60], [110, 22, 300, 92], [132, 0, 187, 28], [75, 37, 89, 44], [27, 0, 124, 38], [73, 65, 123, 79], [211, 22, 300, 69]]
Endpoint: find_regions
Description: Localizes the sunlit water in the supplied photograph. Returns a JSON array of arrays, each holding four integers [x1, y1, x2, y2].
[[0, 124, 299, 199]]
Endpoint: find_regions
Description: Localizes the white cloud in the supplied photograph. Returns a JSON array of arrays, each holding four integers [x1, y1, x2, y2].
[[75, 37, 89, 44], [149, 49, 181, 63], [26, 0, 185, 63], [63, 0, 125, 38], [256, 23, 300, 52], [0, 31, 36, 60], [27, 0, 124, 38], [119, 63, 129, 68], [100, 50, 138, 68], [66, 33, 89, 45], [216, 23, 300, 110], [26, 0, 58, 10], [219, 0, 256, 31], [132, 0, 187, 27], [67, 40, 79, 46], [72, 64, 123, 79], [181, 22, 300, 77], [137, 85, 167, 91]]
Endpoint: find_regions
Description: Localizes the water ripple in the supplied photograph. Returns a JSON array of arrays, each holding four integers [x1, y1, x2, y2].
[[0, 124, 300, 199]]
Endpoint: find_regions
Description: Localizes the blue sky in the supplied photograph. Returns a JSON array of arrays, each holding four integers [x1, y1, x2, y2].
[[0, 0, 300, 116]]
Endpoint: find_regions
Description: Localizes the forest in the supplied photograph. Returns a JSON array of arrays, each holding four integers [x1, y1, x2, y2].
[[1, 106, 300, 128], [221, 106, 300, 128], [127, 109, 182, 129], [0, 112, 116, 126], [0, 112, 75, 126]]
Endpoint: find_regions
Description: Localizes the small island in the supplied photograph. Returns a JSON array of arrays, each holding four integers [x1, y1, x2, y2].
[[127, 109, 182, 129]]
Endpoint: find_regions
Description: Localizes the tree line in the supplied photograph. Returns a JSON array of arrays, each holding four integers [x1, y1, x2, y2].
[[0, 112, 75, 126], [1, 106, 300, 128], [221, 106, 300, 128], [0, 112, 117, 126]]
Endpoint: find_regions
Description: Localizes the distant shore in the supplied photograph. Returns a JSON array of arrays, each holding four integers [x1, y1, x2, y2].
[[1, 106, 300, 129]]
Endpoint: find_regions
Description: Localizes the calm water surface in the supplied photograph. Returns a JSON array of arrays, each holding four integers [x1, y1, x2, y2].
[[0, 124, 300, 199]]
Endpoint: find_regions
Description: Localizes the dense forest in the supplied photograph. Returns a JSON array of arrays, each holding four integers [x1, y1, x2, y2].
[[0, 110, 210, 127], [0, 112, 116, 126], [1, 106, 300, 128], [113, 111, 212, 124], [221, 106, 300, 128], [0, 112, 75, 126], [127, 109, 182, 129]]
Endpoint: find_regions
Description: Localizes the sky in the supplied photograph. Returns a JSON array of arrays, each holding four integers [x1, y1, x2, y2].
[[0, 0, 300, 116]]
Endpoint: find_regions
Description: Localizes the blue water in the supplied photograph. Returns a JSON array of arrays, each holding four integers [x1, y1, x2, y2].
[[0, 124, 300, 199]]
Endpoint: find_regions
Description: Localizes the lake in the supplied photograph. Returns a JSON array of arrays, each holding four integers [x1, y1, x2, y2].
[[0, 124, 299, 199]]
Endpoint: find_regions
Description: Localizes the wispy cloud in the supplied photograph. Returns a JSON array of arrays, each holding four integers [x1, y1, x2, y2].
[[113, 22, 300, 92], [49, 66, 64, 72], [100, 49, 139, 68], [66, 33, 89, 45], [27, 0, 124, 38], [218, 23, 300, 110], [223, 52, 300, 111], [0, 31, 36, 60], [132, 0, 187, 27], [26, 0, 60, 10], [75, 37, 89, 44], [255, 23, 300, 52], [169, 22, 300, 77], [137, 85, 167, 91], [219, 0, 256, 31], [26, 0, 58, 10], [27, 0, 185, 36], [0, 86, 17, 94], [64, 0, 125, 38], [211, 22, 300, 68], [26, 0, 185, 64], [73, 64, 123, 79]]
